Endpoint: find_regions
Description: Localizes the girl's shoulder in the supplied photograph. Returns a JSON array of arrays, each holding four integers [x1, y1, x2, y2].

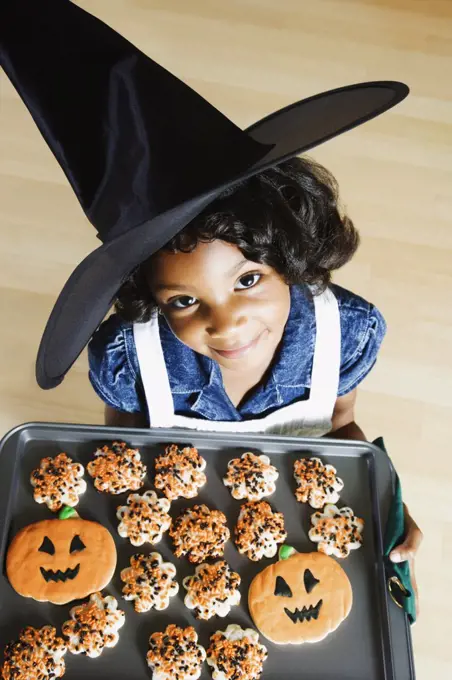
[[88, 315, 142, 413], [331, 283, 385, 325], [329, 284, 387, 395]]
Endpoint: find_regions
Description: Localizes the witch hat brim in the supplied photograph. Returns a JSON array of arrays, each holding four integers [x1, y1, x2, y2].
[[0, 1, 408, 389]]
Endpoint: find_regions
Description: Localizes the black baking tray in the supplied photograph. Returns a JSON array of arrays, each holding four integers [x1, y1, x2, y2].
[[0, 423, 415, 679]]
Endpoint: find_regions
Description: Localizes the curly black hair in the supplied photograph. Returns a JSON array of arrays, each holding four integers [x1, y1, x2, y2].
[[115, 156, 359, 322]]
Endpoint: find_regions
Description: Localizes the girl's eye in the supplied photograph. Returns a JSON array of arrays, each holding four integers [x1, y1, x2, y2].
[[235, 273, 261, 290], [170, 295, 198, 309]]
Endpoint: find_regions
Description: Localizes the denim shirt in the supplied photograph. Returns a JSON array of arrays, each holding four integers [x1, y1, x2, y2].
[[88, 284, 386, 422]]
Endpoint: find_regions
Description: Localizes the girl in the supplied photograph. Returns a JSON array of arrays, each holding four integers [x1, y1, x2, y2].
[[88, 156, 421, 608], [2, 0, 420, 618]]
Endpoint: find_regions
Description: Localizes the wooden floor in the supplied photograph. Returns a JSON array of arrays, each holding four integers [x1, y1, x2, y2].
[[1, 0, 451, 675]]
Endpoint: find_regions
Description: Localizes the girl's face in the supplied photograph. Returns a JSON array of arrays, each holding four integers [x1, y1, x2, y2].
[[147, 240, 291, 375]]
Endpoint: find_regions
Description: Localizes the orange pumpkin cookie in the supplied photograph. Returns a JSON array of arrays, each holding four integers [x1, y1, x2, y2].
[[154, 445, 207, 501], [207, 624, 267, 680], [1, 626, 67, 680], [6, 507, 117, 605], [147, 624, 206, 680], [87, 441, 146, 494], [170, 504, 230, 563], [248, 547, 352, 644], [30, 453, 86, 511], [62, 592, 125, 658]]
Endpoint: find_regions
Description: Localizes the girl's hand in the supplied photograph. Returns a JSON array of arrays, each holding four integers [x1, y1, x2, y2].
[[389, 504, 423, 617]]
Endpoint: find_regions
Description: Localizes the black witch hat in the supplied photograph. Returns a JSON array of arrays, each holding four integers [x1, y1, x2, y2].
[[0, 0, 408, 389]]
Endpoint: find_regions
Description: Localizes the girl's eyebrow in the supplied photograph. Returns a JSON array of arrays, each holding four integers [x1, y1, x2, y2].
[[153, 282, 191, 293], [228, 258, 249, 275], [154, 258, 250, 293]]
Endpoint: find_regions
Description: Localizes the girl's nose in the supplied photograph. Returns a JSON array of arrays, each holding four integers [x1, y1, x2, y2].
[[205, 302, 247, 340]]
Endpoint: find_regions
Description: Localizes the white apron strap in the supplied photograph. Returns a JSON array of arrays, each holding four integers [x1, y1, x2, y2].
[[133, 314, 175, 427], [308, 287, 341, 407], [264, 286, 340, 437]]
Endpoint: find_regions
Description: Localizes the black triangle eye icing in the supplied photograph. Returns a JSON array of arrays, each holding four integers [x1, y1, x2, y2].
[[70, 535, 86, 553], [274, 576, 293, 598], [38, 536, 55, 555], [304, 569, 320, 593]]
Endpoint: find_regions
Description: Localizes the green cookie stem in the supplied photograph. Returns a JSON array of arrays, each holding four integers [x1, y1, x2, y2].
[[58, 506, 79, 520], [279, 545, 297, 560]]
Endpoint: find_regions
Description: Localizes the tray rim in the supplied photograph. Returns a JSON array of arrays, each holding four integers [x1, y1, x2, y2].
[[0, 420, 390, 457], [0, 421, 413, 679]]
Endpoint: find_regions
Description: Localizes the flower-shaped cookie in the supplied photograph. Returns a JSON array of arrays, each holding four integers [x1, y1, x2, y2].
[[87, 442, 146, 494], [120, 552, 179, 613], [170, 504, 230, 563], [154, 445, 207, 501], [293, 457, 344, 509], [62, 592, 125, 658], [117, 490, 171, 546], [207, 624, 267, 680], [234, 501, 287, 561], [147, 625, 206, 680], [223, 452, 279, 501], [309, 504, 364, 558], [31, 453, 86, 511], [1, 626, 67, 680], [183, 561, 241, 620]]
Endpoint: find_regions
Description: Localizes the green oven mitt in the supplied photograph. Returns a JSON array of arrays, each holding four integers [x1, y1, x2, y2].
[[373, 437, 416, 624]]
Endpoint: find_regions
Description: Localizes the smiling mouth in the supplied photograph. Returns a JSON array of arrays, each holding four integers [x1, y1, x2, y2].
[[211, 331, 266, 360], [284, 599, 323, 623], [40, 564, 80, 583]]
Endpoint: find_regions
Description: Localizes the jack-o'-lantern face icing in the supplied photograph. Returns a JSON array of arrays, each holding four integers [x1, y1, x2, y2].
[[6, 507, 117, 605], [248, 546, 352, 644]]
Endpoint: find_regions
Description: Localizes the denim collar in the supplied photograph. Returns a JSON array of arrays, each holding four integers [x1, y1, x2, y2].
[[159, 285, 315, 419]]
